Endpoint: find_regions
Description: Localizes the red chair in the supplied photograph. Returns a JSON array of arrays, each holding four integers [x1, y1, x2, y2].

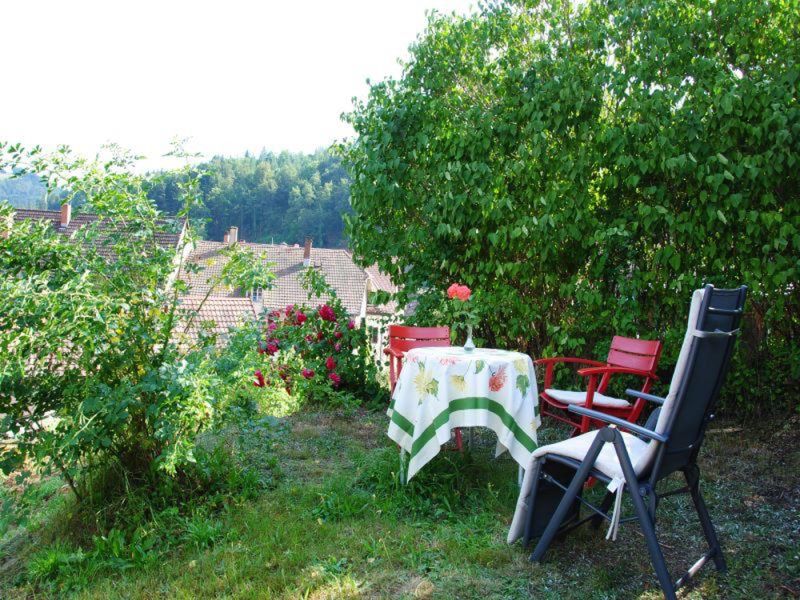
[[384, 325, 463, 449], [536, 336, 663, 437]]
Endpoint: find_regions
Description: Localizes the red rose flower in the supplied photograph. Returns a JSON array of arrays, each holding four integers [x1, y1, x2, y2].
[[253, 370, 266, 387], [334, 331, 343, 339], [347, 320, 355, 330], [318, 304, 336, 322], [325, 356, 336, 370], [305, 334, 314, 343], [266, 341, 279, 355], [328, 372, 341, 387], [316, 330, 325, 341], [301, 368, 315, 379], [296, 312, 307, 325]]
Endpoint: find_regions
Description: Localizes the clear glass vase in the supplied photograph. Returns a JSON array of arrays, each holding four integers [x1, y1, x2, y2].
[[464, 323, 476, 352]]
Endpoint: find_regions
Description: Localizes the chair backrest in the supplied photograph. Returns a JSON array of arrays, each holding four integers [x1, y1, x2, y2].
[[387, 325, 450, 354], [606, 336, 663, 373], [649, 285, 746, 480]]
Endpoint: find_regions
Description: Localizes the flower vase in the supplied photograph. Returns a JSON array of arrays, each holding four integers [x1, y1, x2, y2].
[[463, 324, 476, 352]]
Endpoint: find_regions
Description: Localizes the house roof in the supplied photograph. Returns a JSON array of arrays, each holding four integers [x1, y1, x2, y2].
[[182, 241, 368, 317], [11, 208, 185, 257], [176, 296, 258, 347], [365, 264, 399, 316]]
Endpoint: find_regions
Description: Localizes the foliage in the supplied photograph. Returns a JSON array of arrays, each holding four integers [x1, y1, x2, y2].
[[146, 149, 351, 247], [254, 269, 381, 408], [0, 142, 273, 498], [340, 0, 800, 416]]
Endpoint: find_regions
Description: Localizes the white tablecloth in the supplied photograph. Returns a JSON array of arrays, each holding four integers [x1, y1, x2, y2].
[[387, 346, 540, 480]]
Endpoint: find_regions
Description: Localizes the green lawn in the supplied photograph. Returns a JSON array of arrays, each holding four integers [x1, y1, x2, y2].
[[3, 410, 799, 599]]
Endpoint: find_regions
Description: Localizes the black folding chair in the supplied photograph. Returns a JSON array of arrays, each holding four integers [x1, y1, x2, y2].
[[509, 285, 746, 600]]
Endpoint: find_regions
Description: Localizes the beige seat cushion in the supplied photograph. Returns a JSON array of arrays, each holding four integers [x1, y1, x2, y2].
[[545, 388, 631, 409]]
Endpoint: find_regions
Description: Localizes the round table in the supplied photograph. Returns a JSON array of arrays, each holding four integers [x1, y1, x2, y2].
[[387, 346, 540, 481]]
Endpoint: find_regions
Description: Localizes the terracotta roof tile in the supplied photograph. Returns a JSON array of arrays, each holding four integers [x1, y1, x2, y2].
[[12, 209, 184, 257], [181, 241, 367, 317], [176, 296, 257, 347]]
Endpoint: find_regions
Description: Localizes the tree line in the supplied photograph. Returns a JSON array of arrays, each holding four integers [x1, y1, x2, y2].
[[147, 149, 351, 247]]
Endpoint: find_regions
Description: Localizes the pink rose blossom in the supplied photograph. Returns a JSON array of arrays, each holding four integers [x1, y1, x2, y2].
[[328, 372, 341, 387], [334, 342, 342, 352], [347, 320, 355, 330]]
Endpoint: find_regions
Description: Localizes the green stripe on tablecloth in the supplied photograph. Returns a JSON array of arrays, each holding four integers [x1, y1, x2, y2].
[[390, 407, 414, 437], [408, 397, 536, 457]]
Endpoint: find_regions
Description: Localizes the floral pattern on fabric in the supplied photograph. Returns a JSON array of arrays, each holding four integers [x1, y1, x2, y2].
[[488, 365, 508, 392]]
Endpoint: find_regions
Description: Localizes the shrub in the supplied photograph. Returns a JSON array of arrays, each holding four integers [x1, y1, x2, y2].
[[340, 0, 800, 417], [254, 268, 381, 407], [0, 143, 273, 498]]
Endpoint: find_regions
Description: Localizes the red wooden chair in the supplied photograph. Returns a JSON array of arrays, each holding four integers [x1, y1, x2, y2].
[[536, 336, 663, 437], [384, 325, 464, 450]]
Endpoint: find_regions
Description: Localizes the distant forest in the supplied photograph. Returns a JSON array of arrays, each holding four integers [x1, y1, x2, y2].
[[0, 173, 64, 210], [1, 149, 352, 248], [148, 150, 351, 247]]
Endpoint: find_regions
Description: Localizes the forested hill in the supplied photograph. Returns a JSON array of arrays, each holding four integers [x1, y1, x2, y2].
[[0, 172, 63, 210], [147, 150, 351, 247]]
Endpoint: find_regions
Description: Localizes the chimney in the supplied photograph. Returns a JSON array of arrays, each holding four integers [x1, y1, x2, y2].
[[303, 237, 312, 267], [229, 226, 238, 244], [60, 203, 72, 229], [223, 232, 230, 244]]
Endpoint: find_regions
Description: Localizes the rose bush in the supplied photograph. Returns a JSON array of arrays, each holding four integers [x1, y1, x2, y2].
[[253, 269, 379, 407]]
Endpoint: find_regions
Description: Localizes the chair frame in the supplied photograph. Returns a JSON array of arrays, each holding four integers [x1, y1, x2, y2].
[[524, 285, 746, 600], [537, 336, 663, 436], [383, 325, 463, 450]]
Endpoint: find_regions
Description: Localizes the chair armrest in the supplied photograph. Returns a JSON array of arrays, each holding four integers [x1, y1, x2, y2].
[[577, 366, 659, 380], [534, 357, 607, 368], [567, 405, 669, 443], [625, 389, 666, 405], [384, 347, 403, 358]]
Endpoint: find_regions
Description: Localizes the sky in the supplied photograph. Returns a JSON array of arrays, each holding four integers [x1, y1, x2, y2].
[[1, 0, 475, 169]]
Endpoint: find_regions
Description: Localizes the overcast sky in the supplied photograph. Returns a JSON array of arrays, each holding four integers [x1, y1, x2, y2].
[[1, 0, 474, 168]]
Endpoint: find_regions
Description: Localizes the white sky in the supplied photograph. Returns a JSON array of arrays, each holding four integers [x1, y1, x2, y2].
[[1, 0, 474, 169]]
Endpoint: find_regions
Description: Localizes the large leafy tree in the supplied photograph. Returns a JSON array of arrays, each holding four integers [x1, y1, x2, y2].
[[340, 0, 800, 414]]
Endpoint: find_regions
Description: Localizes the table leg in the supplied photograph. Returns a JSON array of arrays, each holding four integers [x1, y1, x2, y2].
[[398, 448, 407, 485]]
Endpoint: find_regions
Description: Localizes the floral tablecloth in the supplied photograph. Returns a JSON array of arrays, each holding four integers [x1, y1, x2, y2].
[[387, 346, 540, 481]]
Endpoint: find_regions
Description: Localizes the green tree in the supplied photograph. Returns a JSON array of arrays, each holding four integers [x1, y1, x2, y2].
[[0, 142, 273, 498], [339, 0, 800, 415]]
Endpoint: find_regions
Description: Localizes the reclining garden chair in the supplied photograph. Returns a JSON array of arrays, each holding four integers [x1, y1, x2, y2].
[[537, 336, 663, 436], [508, 285, 746, 600], [384, 325, 463, 449]]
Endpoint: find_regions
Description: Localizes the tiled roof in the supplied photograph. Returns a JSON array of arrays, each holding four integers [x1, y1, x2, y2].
[[12, 209, 184, 257], [181, 241, 368, 317], [176, 296, 258, 347], [365, 264, 399, 316]]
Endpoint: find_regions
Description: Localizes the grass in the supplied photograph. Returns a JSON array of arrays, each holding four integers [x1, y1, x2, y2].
[[2, 409, 799, 599]]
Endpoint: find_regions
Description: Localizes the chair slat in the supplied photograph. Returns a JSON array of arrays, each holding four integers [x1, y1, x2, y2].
[[606, 349, 659, 371], [388, 325, 450, 341], [390, 337, 450, 353], [610, 336, 661, 357]]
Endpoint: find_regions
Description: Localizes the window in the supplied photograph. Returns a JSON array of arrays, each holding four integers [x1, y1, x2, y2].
[[250, 288, 263, 303]]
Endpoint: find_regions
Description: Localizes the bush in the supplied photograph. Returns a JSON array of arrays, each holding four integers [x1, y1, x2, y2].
[[254, 268, 381, 408], [0, 143, 273, 499], [340, 0, 800, 417]]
